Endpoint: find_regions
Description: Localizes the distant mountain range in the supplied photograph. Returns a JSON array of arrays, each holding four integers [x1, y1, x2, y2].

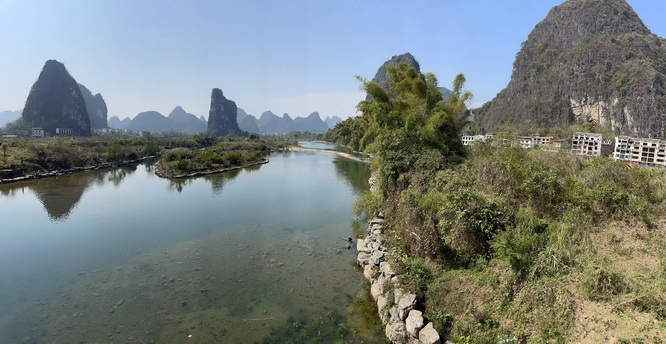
[[108, 106, 206, 133], [109, 107, 342, 134], [0, 110, 22, 128], [237, 110, 339, 134]]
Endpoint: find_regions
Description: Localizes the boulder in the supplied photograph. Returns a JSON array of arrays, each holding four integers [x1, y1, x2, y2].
[[363, 265, 374, 280], [377, 295, 389, 324], [405, 310, 424, 338], [357, 252, 372, 266], [418, 322, 441, 344], [385, 320, 407, 343], [371, 250, 385, 265], [357, 238, 370, 253], [370, 217, 385, 226], [398, 293, 417, 320], [371, 282, 383, 300], [388, 305, 400, 325], [376, 275, 388, 294], [393, 288, 404, 305], [380, 262, 396, 278]]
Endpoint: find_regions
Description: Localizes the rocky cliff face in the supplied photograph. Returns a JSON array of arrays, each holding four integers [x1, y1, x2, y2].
[[475, 0, 666, 138], [207, 88, 242, 136], [22, 60, 91, 136], [78, 83, 108, 129]]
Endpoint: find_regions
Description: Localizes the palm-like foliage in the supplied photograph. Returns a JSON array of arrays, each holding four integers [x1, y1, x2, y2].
[[327, 63, 472, 192]]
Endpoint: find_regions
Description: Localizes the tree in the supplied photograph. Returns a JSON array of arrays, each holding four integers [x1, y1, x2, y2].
[[352, 63, 471, 192]]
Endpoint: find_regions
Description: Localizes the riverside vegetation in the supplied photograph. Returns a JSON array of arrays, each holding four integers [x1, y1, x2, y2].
[[0, 135, 293, 181], [327, 63, 666, 342], [155, 139, 289, 178]]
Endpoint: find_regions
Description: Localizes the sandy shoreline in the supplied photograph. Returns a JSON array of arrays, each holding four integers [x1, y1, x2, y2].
[[289, 146, 371, 163]]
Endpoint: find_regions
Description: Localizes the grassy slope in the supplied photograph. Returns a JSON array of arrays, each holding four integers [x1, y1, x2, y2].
[[363, 145, 666, 343]]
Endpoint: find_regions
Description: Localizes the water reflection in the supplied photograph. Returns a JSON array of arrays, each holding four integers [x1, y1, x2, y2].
[[0, 147, 381, 343], [333, 155, 371, 194], [167, 163, 263, 194], [0, 165, 138, 221]]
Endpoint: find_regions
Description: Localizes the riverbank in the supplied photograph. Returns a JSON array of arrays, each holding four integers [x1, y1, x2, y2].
[[289, 146, 371, 163], [0, 155, 158, 185], [357, 216, 442, 344]]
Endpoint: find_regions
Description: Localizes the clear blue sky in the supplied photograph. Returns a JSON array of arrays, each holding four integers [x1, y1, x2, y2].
[[1, 0, 665, 120]]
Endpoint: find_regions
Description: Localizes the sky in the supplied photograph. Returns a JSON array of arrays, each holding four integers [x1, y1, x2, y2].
[[2, 0, 666, 120]]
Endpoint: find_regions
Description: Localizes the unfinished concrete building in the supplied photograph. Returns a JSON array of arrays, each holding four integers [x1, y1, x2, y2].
[[614, 136, 666, 167], [571, 132, 602, 157]]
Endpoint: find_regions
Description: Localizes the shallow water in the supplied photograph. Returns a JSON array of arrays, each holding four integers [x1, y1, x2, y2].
[[0, 145, 383, 343]]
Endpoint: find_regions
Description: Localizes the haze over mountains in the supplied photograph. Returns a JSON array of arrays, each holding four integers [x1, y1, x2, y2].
[[475, 0, 666, 138], [0, 110, 21, 128], [108, 107, 340, 135], [2, 59, 342, 135], [78, 83, 108, 129]]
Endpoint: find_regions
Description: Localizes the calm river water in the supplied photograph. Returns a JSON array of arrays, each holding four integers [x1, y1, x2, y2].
[[0, 143, 385, 343]]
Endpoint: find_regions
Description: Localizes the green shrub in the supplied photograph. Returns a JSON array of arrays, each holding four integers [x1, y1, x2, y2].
[[223, 151, 244, 166], [440, 188, 512, 264], [492, 208, 543, 276], [164, 148, 192, 162]]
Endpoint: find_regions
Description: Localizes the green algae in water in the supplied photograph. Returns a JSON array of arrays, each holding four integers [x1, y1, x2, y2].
[[261, 289, 388, 344], [0, 148, 385, 343]]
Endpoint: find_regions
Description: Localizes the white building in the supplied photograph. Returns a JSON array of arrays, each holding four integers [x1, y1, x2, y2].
[[571, 132, 602, 157], [31, 128, 44, 138], [55, 128, 76, 136], [461, 135, 486, 146], [614, 136, 666, 167]]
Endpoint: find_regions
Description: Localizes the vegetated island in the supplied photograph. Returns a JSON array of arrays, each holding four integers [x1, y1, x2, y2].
[[155, 138, 292, 179], [0, 135, 294, 184], [0, 136, 161, 184]]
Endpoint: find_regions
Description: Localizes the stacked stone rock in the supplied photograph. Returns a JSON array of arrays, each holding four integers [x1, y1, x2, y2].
[[357, 217, 443, 344]]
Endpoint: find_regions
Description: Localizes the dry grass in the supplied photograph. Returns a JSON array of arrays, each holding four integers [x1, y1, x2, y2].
[[568, 220, 666, 343]]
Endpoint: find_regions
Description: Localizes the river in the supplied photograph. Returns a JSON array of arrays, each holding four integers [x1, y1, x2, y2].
[[0, 142, 386, 343]]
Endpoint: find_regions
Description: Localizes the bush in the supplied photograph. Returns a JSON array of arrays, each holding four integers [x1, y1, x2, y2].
[[164, 148, 192, 162], [492, 208, 543, 276], [223, 151, 243, 166], [440, 188, 512, 264]]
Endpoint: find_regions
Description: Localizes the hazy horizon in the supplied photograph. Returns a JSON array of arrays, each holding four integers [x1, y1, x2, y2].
[[2, 0, 666, 120]]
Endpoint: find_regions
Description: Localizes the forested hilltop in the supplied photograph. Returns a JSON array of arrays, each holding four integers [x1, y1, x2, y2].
[[327, 59, 666, 342], [474, 0, 666, 138]]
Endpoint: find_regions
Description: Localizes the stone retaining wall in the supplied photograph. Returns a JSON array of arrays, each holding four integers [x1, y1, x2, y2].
[[357, 217, 444, 344]]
